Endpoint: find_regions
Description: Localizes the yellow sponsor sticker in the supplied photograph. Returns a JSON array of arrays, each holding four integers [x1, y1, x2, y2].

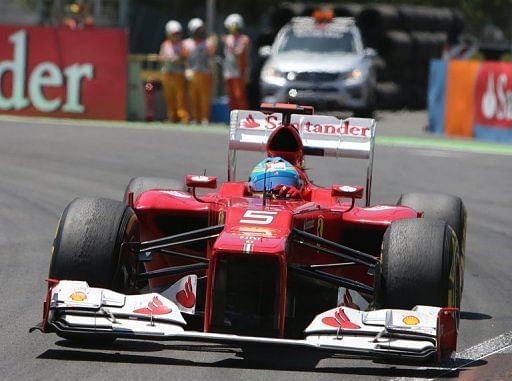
[[70, 291, 87, 302], [402, 315, 420, 326]]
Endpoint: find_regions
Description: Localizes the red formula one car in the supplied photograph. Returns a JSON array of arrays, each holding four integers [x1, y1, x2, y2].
[[33, 103, 466, 363]]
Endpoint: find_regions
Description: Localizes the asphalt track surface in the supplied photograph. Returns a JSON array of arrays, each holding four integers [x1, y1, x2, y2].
[[1, 111, 511, 380]]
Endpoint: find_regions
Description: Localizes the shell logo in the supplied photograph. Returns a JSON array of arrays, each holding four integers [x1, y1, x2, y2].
[[69, 291, 87, 302], [402, 315, 420, 326]]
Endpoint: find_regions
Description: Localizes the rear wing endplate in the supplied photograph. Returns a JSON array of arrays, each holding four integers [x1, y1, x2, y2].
[[228, 110, 376, 206]]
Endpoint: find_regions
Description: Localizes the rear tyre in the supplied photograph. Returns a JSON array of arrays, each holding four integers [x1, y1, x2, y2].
[[397, 192, 466, 295], [123, 177, 185, 203], [375, 218, 460, 311], [50, 198, 140, 291]]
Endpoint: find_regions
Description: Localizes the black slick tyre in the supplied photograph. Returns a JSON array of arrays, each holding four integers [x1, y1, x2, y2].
[[123, 177, 185, 203], [397, 192, 466, 256], [50, 197, 140, 291], [376, 218, 460, 310], [397, 192, 466, 294]]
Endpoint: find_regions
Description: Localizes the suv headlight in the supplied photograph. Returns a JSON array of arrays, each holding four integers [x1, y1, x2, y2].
[[261, 66, 286, 86], [349, 69, 363, 80], [342, 69, 364, 81]]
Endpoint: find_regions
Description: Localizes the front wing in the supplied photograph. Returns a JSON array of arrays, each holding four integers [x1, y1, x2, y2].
[[33, 280, 458, 363]]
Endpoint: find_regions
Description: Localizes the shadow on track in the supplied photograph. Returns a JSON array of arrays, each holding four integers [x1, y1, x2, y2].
[[54, 339, 234, 354], [36, 339, 487, 378], [460, 311, 492, 320]]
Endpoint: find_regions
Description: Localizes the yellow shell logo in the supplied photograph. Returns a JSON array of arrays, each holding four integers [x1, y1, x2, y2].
[[70, 291, 87, 302], [402, 315, 420, 325]]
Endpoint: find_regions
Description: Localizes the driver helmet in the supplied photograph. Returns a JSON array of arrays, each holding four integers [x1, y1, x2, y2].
[[249, 157, 300, 192]]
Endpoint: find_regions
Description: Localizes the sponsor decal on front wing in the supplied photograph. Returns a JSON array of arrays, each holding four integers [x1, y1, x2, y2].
[[69, 291, 87, 302], [132, 296, 172, 315], [321, 308, 361, 329], [161, 275, 197, 315]]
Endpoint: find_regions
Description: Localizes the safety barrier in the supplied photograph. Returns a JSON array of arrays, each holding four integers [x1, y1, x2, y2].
[[0, 25, 128, 120], [428, 59, 512, 142]]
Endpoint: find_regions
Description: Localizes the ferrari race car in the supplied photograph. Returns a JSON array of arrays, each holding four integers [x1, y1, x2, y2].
[[33, 103, 466, 364]]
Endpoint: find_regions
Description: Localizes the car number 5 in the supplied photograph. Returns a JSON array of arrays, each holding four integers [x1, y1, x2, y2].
[[240, 210, 277, 225]]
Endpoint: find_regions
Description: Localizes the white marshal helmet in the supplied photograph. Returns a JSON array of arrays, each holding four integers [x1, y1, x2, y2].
[[224, 13, 244, 30], [165, 20, 182, 34], [188, 18, 204, 34]]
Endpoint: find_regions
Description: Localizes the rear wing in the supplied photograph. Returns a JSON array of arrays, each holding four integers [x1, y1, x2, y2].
[[228, 110, 377, 206]]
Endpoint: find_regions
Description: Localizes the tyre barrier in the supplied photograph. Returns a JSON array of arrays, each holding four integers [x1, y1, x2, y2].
[[405, 82, 428, 110], [378, 30, 413, 64], [378, 63, 429, 84], [275, 2, 304, 18], [357, 4, 400, 33], [376, 81, 403, 110], [357, 5, 460, 110], [374, 56, 390, 82], [398, 5, 453, 33], [411, 31, 448, 62], [333, 3, 363, 18]]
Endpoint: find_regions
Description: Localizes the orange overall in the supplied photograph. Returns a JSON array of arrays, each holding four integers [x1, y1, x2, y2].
[[183, 37, 216, 123], [223, 33, 250, 110], [159, 39, 189, 123]]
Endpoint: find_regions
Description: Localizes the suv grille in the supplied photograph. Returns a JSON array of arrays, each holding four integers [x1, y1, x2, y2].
[[294, 72, 339, 82]]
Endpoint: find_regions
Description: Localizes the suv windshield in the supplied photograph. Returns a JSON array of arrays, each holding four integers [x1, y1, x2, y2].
[[276, 27, 356, 54]]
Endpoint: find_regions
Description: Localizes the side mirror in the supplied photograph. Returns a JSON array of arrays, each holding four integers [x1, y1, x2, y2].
[[186, 175, 217, 189], [364, 48, 377, 58], [258, 45, 272, 58], [331, 184, 363, 199]]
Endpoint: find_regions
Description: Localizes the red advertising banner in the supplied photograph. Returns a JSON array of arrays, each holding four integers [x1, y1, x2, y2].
[[474, 62, 512, 129], [0, 25, 127, 120]]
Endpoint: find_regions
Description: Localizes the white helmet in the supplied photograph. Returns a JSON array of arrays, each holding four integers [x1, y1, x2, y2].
[[188, 18, 204, 34], [165, 20, 182, 34], [224, 13, 244, 30]]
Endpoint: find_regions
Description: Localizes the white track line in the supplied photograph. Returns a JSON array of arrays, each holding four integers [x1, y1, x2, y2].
[[392, 330, 512, 381], [457, 330, 512, 360]]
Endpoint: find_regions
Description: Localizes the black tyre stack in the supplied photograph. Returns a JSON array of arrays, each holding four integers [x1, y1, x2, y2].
[[356, 4, 464, 110]]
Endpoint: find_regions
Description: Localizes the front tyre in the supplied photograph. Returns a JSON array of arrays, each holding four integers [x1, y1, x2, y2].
[[123, 177, 185, 203], [375, 218, 461, 311], [398, 192, 466, 296], [50, 198, 140, 292]]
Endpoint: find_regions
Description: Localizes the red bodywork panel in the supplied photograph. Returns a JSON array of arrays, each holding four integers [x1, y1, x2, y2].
[[132, 181, 417, 337]]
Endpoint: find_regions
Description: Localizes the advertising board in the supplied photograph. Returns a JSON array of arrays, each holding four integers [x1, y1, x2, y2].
[[0, 25, 127, 120]]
